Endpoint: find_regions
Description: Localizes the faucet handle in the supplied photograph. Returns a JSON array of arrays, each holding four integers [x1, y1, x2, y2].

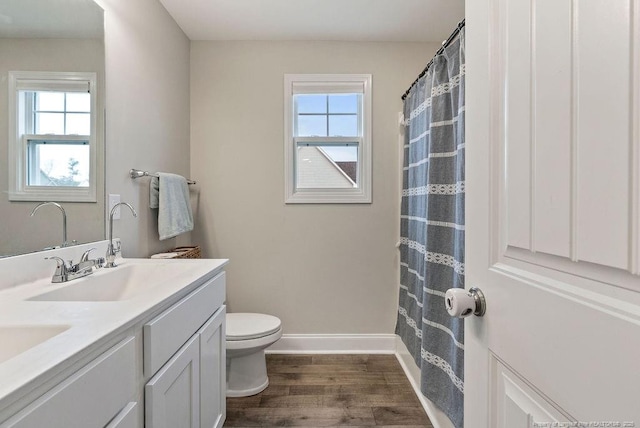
[[45, 256, 70, 275], [45, 256, 67, 266], [80, 248, 97, 262]]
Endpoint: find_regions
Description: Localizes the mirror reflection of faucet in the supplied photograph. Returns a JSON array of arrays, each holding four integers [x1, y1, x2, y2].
[[105, 202, 137, 268], [30, 202, 73, 249]]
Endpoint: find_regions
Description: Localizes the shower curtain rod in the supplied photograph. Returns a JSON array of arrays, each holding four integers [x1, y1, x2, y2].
[[401, 19, 465, 101]]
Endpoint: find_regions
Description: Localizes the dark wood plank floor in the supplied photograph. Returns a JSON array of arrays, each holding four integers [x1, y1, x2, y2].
[[224, 354, 433, 427]]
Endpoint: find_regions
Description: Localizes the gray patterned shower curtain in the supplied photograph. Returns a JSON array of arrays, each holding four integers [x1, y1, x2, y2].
[[396, 28, 465, 428]]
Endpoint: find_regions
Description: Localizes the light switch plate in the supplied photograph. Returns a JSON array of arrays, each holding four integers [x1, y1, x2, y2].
[[108, 194, 121, 220]]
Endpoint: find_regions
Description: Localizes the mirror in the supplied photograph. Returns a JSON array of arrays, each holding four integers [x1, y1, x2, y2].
[[0, 0, 105, 257]]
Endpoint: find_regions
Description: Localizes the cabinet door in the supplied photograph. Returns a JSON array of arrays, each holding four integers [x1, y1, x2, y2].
[[198, 306, 226, 428], [145, 335, 200, 428]]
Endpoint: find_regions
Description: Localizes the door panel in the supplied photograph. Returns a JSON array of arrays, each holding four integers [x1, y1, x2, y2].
[[502, 0, 634, 271], [504, 0, 532, 251], [492, 358, 570, 428], [532, 0, 572, 258], [466, 0, 640, 426], [574, 1, 631, 268]]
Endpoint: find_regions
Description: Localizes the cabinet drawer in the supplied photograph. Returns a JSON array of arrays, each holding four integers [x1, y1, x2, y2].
[[106, 402, 138, 428], [1, 337, 136, 428], [144, 272, 225, 377]]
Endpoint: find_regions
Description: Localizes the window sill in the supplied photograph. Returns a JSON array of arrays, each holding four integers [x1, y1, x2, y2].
[[9, 188, 96, 203]]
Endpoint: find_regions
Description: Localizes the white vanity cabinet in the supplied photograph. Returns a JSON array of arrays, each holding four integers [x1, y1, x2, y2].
[[0, 337, 137, 428], [144, 272, 226, 428], [0, 257, 228, 428]]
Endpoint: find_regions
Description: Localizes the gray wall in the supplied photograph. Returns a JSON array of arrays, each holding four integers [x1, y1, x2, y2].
[[190, 41, 439, 334], [96, 0, 191, 257], [2, 1, 447, 338]]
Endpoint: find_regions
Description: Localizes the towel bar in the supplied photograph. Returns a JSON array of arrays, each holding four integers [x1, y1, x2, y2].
[[129, 169, 196, 185]]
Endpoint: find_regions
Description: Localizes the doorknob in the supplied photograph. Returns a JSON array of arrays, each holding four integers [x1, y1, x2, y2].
[[445, 287, 486, 317]]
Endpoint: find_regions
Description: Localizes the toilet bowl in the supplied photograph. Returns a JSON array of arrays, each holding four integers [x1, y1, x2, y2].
[[225, 313, 282, 397]]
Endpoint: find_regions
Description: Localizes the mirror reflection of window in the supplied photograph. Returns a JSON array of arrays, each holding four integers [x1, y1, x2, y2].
[[23, 90, 91, 187], [33, 91, 91, 134], [8, 71, 98, 202]]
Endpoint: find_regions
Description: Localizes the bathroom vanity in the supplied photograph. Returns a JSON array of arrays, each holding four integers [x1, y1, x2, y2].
[[0, 241, 227, 428]]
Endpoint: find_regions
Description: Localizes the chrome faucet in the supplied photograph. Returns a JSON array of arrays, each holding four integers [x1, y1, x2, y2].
[[105, 202, 137, 268], [76, 248, 105, 273], [45, 248, 105, 283], [31, 202, 69, 248]]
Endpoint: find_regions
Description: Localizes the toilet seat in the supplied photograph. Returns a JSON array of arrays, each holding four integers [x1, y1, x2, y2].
[[226, 313, 281, 341]]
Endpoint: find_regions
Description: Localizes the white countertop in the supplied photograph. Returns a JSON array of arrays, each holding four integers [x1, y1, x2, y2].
[[0, 241, 227, 413]]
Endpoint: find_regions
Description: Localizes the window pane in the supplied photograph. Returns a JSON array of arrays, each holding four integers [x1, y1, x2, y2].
[[28, 142, 90, 187], [295, 95, 326, 113], [297, 115, 327, 137], [66, 113, 90, 135], [329, 94, 358, 114], [66, 92, 91, 112], [36, 92, 64, 111], [322, 145, 358, 162], [36, 113, 65, 134], [296, 143, 358, 188], [329, 115, 358, 137]]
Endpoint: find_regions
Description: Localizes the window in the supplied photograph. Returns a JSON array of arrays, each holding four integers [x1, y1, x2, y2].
[[8, 71, 98, 202], [284, 74, 372, 203]]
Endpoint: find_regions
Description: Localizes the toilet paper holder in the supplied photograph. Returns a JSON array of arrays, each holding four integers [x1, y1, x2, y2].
[[445, 287, 487, 318]]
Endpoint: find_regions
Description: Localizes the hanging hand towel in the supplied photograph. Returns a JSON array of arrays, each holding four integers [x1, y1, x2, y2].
[[149, 172, 193, 240]]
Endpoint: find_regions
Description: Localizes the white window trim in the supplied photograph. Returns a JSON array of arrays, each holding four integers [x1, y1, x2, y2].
[[284, 74, 372, 204], [8, 71, 99, 202]]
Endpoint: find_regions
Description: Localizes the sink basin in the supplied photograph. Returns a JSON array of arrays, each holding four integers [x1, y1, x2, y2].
[[0, 325, 70, 364], [28, 263, 178, 302]]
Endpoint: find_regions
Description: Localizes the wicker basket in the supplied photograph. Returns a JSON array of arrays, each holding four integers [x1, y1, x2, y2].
[[169, 246, 201, 259]]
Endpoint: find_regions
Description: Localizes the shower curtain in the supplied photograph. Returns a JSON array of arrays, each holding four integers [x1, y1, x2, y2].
[[396, 28, 465, 428]]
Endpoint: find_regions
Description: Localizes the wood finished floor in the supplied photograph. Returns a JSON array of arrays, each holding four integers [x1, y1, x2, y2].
[[224, 354, 433, 427]]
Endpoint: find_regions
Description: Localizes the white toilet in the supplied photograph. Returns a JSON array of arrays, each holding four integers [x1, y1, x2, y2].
[[225, 313, 282, 397]]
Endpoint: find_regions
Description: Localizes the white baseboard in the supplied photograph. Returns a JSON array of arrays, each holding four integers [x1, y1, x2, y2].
[[265, 334, 397, 354], [395, 336, 455, 428]]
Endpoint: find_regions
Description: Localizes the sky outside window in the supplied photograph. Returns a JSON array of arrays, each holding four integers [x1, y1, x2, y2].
[[33, 91, 91, 135], [295, 94, 359, 137], [295, 93, 359, 162]]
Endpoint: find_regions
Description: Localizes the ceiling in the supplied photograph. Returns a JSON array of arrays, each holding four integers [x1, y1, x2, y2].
[[158, 0, 465, 42]]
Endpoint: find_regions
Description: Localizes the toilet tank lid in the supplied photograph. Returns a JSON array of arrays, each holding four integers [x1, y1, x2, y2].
[[226, 313, 282, 340]]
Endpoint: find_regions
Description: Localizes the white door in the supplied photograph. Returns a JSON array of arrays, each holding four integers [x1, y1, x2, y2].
[[465, 0, 640, 427]]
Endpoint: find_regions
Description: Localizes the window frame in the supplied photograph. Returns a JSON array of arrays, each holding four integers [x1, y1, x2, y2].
[[284, 74, 372, 204], [8, 71, 99, 202]]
